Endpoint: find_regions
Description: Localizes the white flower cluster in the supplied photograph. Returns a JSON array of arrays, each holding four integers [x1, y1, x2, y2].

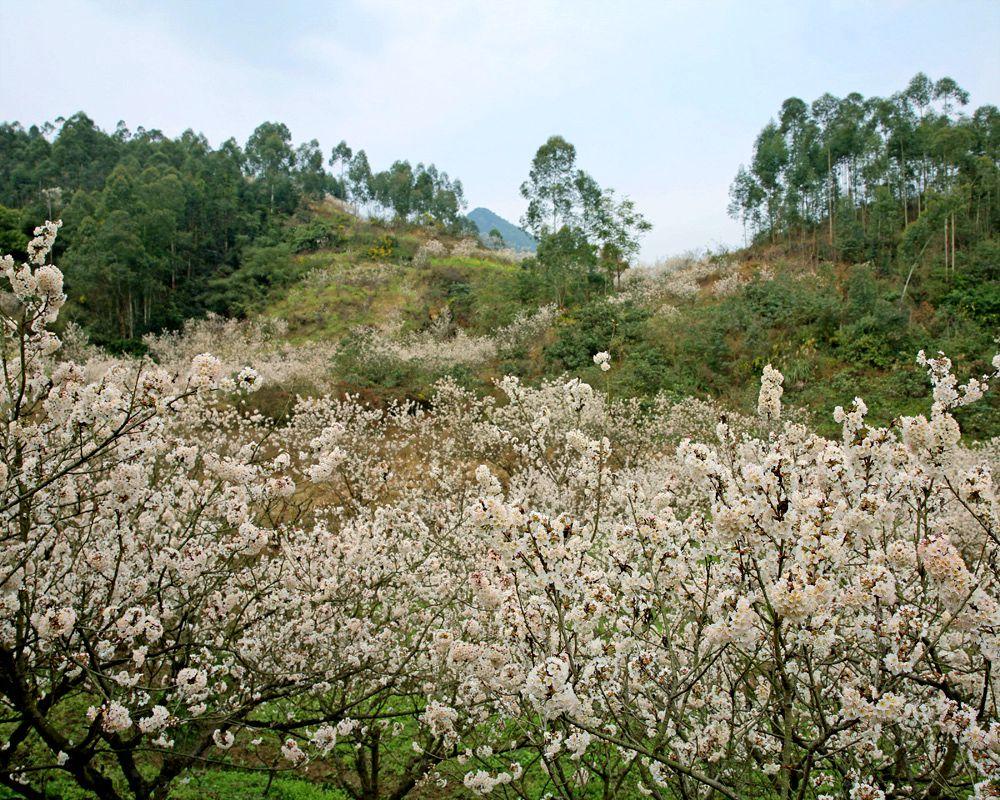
[[413, 237, 449, 265], [144, 313, 332, 393], [357, 304, 557, 370], [757, 362, 784, 420]]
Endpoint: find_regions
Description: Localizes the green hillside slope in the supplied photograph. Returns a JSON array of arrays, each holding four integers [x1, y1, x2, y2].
[[227, 204, 998, 439]]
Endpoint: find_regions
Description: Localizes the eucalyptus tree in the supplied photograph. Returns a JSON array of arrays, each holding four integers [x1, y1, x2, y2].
[[245, 122, 296, 216], [579, 180, 651, 286], [728, 73, 997, 267], [294, 139, 333, 200], [347, 149, 375, 212], [520, 135, 580, 237], [777, 97, 822, 235], [520, 136, 651, 297], [329, 139, 353, 181], [753, 122, 789, 240]]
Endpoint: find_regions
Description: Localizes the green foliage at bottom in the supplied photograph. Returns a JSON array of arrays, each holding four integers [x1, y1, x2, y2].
[[0, 769, 348, 800]]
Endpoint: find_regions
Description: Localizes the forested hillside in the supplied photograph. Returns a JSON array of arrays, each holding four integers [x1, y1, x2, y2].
[[0, 114, 472, 348], [729, 73, 998, 270]]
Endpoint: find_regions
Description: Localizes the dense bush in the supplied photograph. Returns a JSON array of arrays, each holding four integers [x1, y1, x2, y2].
[[546, 299, 649, 371]]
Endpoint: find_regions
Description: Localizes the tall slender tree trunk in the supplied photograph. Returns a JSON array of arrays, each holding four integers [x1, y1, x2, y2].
[[950, 211, 956, 271], [827, 148, 834, 246], [944, 216, 949, 275], [126, 290, 134, 341], [900, 143, 908, 226]]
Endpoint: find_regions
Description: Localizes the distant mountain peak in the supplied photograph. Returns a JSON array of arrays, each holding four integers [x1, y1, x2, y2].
[[467, 207, 536, 252]]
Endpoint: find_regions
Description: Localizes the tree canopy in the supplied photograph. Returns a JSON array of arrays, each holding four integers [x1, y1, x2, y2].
[[0, 113, 471, 348], [729, 73, 999, 268], [345, 151, 470, 230], [520, 135, 651, 302]]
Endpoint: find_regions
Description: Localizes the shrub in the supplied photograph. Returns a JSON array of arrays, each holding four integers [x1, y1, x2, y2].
[[366, 233, 397, 260]]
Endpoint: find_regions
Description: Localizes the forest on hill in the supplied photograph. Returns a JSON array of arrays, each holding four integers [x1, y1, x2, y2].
[[0, 70, 995, 360], [730, 73, 998, 270], [0, 115, 474, 348], [0, 71, 998, 800]]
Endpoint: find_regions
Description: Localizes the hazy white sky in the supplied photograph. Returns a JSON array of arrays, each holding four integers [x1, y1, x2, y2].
[[1, 0, 998, 258]]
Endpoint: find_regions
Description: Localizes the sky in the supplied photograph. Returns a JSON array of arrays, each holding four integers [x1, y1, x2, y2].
[[1, 0, 998, 260]]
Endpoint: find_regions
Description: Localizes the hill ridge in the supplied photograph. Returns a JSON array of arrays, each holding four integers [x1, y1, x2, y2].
[[467, 207, 537, 252]]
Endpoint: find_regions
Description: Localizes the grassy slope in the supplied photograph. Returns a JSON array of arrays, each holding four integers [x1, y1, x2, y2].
[[251, 209, 997, 439], [264, 206, 528, 343], [267, 252, 527, 343]]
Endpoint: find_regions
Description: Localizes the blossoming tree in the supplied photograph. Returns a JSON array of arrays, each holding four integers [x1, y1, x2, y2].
[[0, 226, 456, 800], [0, 226, 996, 800]]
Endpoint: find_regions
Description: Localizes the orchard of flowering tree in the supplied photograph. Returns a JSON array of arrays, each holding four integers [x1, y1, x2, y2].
[[0, 220, 997, 800], [0, 0, 996, 786]]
